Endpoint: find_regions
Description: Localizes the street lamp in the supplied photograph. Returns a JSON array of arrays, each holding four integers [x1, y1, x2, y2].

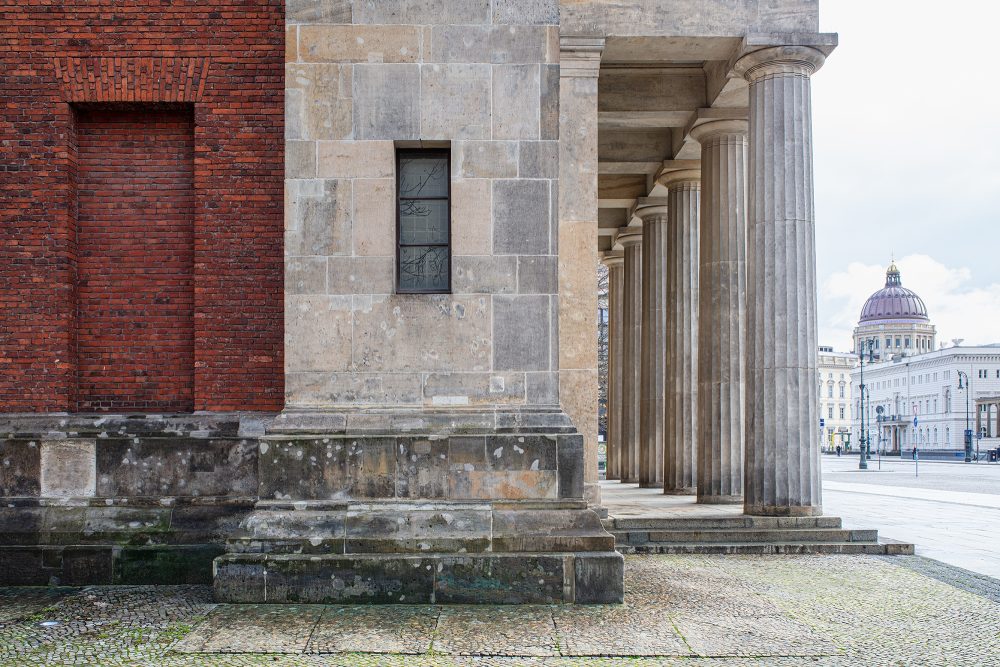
[[858, 338, 875, 470], [957, 370, 972, 463]]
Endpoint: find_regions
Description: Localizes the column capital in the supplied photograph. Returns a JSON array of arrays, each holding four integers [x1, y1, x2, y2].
[[657, 168, 702, 190], [600, 250, 624, 268], [615, 226, 643, 248], [559, 36, 605, 78], [633, 197, 669, 221], [690, 119, 748, 144], [734, 45, 826, 82]]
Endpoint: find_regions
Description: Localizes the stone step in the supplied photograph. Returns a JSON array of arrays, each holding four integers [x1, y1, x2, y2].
[[213, 551, 624, 604], [617, 541, 914, 555], [603, 515, 843, 531], [611, 528, 878, 545]]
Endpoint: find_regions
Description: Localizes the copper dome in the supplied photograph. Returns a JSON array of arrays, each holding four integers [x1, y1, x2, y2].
[[859, 263, 929, 323]]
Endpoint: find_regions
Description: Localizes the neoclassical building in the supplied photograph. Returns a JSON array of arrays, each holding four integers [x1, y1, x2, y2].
[[853, 262, 937, 360], [818, 346, 855, 451], [2, 0, 836, 602]]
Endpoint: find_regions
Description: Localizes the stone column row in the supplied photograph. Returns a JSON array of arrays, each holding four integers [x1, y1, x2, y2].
[[602, 44, 826, 518], [602, 253, 625, 480]]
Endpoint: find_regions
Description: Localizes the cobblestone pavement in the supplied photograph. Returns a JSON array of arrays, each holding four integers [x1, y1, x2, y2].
[[1, 555, 998, 666]]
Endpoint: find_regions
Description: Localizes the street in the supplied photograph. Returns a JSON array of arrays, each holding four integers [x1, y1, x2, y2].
[[822, 454, 1000, 578]]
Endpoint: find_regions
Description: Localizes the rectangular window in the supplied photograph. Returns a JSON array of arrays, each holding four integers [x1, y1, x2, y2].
[[396, 149, 451, 293], [828, 406, 834, 419], [840, 406, 845, 419]]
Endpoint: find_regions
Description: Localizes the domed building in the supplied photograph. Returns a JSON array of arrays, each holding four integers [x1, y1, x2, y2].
[[853, 262, 936, 360]]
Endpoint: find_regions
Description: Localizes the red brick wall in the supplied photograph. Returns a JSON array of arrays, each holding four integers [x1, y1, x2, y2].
[[0, 1, 284, 412], [76, 107, 195, 412]]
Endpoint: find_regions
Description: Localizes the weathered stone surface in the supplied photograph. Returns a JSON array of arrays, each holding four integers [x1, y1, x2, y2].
[[518, 140, 558, 179], [328, 257, 394, 295], [285, 256, 326, 295], [286, 140, 317, 178], [574, 552, 625, 603], [453, 141, 517, 179], [353, 64, 420, 139], [352, 178, 395, 257], [493, 295, 550, 371], [422, 372, 525, 406], [40, 440, 95, 498], [452, 255, 516, 294], [96, 438, 258, 498], [518, 255, 557, 294], [286, 372, 423, 407], [345, 508, 492, 554], [493, 64, 540, 139], [285, 295, 353, 373], [299, 25, 422, 63], [396, 437, 449, 498], [557, 433, 585, 499], [0, 440, 40, 497], [491, 0, 559, 25], [526, 371, 559, 405], [286, 0, 352, 23], [435, 555, 563, 604], [286, 63, 352, 141], [257, 438, 395, 501], [451, 178, 492, 255], [354, 0, 490, 25], [493, 179, 549, 254], [285, 179, 351, 256], [317, 141, 394, 179], [490, 25, 556, 64], [117, 545, 222, 585], [540, 64, 559, 140], [425, 25, 489, 63], [353, 295, 491, 372], [420, 64, 491, 139]]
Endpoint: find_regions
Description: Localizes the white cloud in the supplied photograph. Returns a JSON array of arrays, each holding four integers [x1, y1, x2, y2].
[[819, 255, 1000, 351]]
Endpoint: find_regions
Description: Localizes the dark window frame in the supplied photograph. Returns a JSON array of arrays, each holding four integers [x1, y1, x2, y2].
[[395, 148, 452, 294]]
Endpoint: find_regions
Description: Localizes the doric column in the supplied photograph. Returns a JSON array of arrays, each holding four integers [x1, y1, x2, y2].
[[735, 45, 826, 516], [691, 120, 748, 504], [662, 170, 701, 494], [617, 227, 643, 483], [635, 200, 669, 488], [602, 252, 625, 480], [558, 36, 605, 505]]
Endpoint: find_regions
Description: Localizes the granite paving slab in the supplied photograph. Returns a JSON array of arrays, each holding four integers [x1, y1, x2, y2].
[[305, 605, 438, 654], [553, 602, 690, 656], [174, 604, 323, 654], [432, 605, 558, 656]]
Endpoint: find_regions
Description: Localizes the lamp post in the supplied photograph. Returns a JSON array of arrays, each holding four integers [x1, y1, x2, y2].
[[957, 370, 972, 463], [858, 338, 875, 470]]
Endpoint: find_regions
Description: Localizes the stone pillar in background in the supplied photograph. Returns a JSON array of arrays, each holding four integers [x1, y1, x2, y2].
[[617, 227, 643, 483], [558, 37, 605, 506], [662, 170, 700, 494], [602, 252, 625, 480], [691, 120, 748, 504], [736, 46, 826, 516], [636, 200, 669, 488]]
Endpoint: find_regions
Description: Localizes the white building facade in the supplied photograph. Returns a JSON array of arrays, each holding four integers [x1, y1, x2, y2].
[[818, 346, 855, 451], [851, 346, 1000, 459]]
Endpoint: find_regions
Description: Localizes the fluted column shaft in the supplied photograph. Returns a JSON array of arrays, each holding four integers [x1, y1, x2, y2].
[[736, 46, 826, 516], [603, 254, 625, 480], [619, 230, 643, 483], [637, 201, 669, 488], [663, 172, 700, 494], [692, 121, 748, 504]]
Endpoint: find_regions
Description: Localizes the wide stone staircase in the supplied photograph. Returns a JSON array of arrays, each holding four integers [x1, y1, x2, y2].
[[603, 515, 914, 555]]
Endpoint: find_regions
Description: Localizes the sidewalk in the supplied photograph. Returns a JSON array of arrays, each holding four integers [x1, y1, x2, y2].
[[2, 554, 997, 666]]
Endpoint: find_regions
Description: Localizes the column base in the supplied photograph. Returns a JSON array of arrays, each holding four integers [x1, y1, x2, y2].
[[697, 494, 743, 505], [744, 503, 823, 517], [662, 487, 696, 496], [621, 477, 639, 484], [638, 482, 663, 489]]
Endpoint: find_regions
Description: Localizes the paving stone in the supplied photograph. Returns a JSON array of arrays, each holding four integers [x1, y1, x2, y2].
[[432, 605, 557, 656], [305, 605, 437, 654], [176, 604, 323, 653]]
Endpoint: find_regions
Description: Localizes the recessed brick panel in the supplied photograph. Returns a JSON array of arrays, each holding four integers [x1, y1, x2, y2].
[[76, 107, 195, 412], [0, 1, 284, 413]]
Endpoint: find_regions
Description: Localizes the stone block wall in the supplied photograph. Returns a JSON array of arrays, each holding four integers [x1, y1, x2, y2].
[[0, 0, 285, 412], [284, 0, 562, 412]]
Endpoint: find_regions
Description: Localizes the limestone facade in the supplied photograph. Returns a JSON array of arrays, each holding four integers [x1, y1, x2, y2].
[[1, 0, 838, 599]]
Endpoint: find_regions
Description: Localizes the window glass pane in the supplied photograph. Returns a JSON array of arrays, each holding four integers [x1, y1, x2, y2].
[[399, 157, 448, 198], [399, 245, 449, 291], [400, 199, 448, 244]]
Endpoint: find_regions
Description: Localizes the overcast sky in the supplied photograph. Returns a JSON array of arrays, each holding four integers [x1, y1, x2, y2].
[[813, 1, 1000, 351]]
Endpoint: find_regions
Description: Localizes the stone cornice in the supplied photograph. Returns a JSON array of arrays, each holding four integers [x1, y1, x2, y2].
[[559, 36, 605, 78]]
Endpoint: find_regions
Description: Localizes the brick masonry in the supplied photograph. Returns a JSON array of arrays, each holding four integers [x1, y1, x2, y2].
[[0, 1, 285, 412]]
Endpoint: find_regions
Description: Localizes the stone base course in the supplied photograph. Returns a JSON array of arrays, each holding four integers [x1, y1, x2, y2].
[[0, 554, 998, 665]]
